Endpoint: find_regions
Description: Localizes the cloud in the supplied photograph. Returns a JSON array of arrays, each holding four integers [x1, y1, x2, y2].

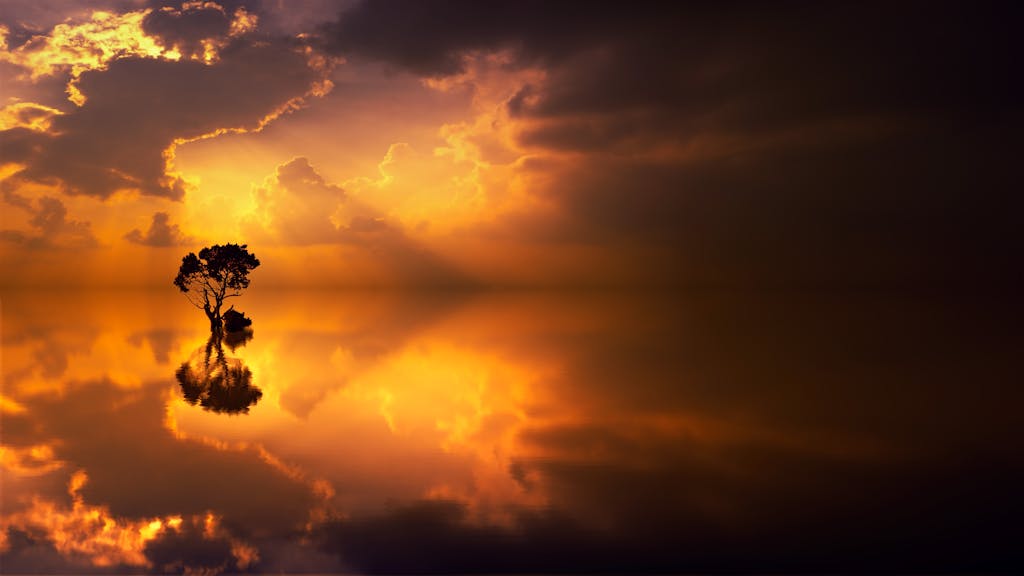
[[0, 8, 171, 84], [0, 4, 332, 201], [2, 38, 325, 200], [243, 157, 467, 285], [0, 2, 143, 47], [322, 1, 1021, 289], [0, 191, 98, 249], [0, 379, 323, 570], [319, 0, 637, 76], [245, 157, 348, 245], [123, 211, 193, 246], [141, 0, 258, 61], [0, 102, 62, 131]]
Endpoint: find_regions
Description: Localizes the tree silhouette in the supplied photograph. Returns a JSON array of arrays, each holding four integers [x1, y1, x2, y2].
[[173, 244, 260, 332], [176, 332, 262, 414]]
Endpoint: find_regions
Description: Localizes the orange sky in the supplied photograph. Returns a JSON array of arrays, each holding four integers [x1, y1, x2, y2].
[[0, 4, 610, 287]]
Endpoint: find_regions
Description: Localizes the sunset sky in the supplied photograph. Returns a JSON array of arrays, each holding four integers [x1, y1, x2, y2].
[[2, 0, 1017, 288], [1, 3, 1023, 573]]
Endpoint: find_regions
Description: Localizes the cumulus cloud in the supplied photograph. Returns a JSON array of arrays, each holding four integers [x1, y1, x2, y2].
[[0, 2, 332, 201], [245, 157, 348, 245], [141, 0, 258, 61], [243, 157, 466, 285], [2, 38, 325, 200], [0, 190, 98, 249], [123, 211, 193, 246]]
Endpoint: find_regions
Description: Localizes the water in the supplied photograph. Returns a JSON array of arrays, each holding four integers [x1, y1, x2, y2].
[[1, 289, 1020, 573]]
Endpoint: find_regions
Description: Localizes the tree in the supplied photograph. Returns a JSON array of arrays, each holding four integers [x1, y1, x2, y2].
[[173, 243, 260, 332]]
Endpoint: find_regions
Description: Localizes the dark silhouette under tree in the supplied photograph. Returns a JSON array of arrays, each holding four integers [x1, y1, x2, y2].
[[176, 332, 262, 414], [173, 244, 260, 332], [223, 306, 252, 332]]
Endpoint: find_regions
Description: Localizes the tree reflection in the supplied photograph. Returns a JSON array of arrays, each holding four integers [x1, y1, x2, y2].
[[223, 326, 253, 352], [175, 332, 261, 414]]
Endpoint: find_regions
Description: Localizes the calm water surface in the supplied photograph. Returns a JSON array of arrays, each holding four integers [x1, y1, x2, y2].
[[1, 289, 1020, 573]]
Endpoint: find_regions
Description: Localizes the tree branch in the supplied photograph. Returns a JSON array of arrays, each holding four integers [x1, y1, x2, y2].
[[183, 289, 206, 310]]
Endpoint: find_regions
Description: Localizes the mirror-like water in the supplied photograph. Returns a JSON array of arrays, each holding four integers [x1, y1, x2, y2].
[[1, 289, 1020, 573]]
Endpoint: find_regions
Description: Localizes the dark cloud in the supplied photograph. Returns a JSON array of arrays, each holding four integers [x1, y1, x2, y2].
[[257, 0, 345, 37], [316, 458, 1023, 573], [0, 190, 98, 248], [489, 124, 1020, 288], [320, 0, 667, 76], [0, 126, 46, 165], [124, 211, 193, 246], [317, 500, 611, 574], [140, 2, 235, 59], [139, 1, 272, 60], [2, 35, 324, 200], [127, 329, 179, 363], [325, 0, 1022, 289], [325, 1, 1019, 117], [0, 529, 87, 574], [142, 518, 236, 574]]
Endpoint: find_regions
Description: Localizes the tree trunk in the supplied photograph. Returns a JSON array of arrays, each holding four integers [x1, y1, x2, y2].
[[212, 301, 222, 332], [205, 306, 221, 333]]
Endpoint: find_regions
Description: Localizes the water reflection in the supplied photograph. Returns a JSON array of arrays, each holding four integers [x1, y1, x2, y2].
[[175, 331, 261, 414], [0, 289, 1021, 573]]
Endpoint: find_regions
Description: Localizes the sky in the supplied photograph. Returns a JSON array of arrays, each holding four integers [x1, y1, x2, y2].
[[0, 0, 1020, 288]]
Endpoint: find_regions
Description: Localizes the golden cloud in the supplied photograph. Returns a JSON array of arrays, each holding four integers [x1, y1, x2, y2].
[[0, 468, 260, 571], [0, 4, 260, 106]]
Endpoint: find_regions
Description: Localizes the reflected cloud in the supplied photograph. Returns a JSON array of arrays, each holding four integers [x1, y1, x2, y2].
[[126, 328, 179, 364], [0, 468, 262, 573], [0, 444, 64, 477], [0, 469, 184, 569], [176, 332, 261, 415], [3, 289, 1021, 572]]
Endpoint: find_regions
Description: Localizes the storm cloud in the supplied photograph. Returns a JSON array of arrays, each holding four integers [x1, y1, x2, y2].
[[324, 0, 1022, 288]]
